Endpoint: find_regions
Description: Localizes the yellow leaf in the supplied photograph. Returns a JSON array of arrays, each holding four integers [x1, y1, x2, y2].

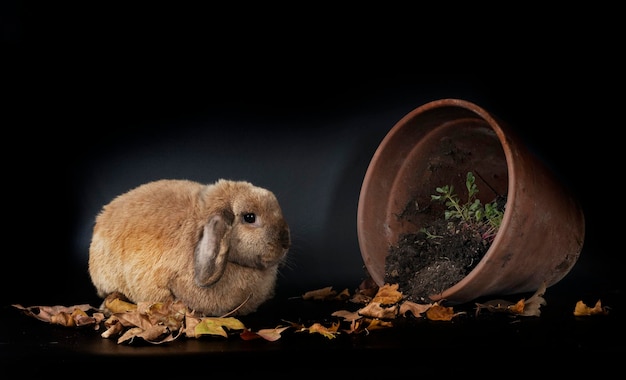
[[425, 303, 456, 321], [365, 318, 393, 331], [371, 283, 403, 305], [194, 317, 246, 337], [307, 322, 340, 339], [573, 299, 608, 316], [507, 299, 526, 315], [105, 298, 137, 313]]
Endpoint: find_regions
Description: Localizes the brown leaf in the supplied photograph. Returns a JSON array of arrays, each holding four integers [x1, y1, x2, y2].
[[358, 301, 398, 319], [349, 292, 373, 304], [13, 304, 98, 327], [475, 282, 547, 317], [516, 282, 547, 316], [331, 309, 362, 322], [341, 319, 363, 334], [399, 300, 432, 317], [116, 325, 178, 344], [475, 299, 515, 315], [335, 288, 352, 301], [101, 321, 124, 338], [302, 286, 337, 300], [425, 303, 460, 321], [363, 318, 393, 331], [358, 276, 379, 294]]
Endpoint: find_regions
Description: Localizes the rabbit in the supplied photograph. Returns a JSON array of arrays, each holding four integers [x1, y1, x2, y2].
[[88, 178, 291, 316]]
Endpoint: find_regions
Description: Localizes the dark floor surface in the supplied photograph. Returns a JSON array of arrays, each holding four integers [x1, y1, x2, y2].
[[1, 255, 622, 375]]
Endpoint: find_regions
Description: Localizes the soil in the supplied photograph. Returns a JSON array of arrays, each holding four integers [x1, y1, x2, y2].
[[384, 196, 505, 303]]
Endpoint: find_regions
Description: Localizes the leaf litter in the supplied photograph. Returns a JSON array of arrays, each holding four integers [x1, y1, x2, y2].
[[13, 279, 608, 344]]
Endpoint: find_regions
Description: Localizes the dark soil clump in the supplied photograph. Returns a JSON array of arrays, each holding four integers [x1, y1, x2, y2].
[[384, 198, 507, 303]]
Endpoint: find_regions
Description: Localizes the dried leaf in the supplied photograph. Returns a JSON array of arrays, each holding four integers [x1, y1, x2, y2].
[[349, 292, 373, 304], [306, 322, 340, 339], [335, 288, 352, 301], [425, 303, 461, 321], [363, 318, 393, 331], [113, 310, 155, 330], [105, 297, 137, 313], [507, 299, 526, 315], [358, 276, 379, 296], [194, 317, 246, 338], [341, 319, 363, 334], [516, 282, 547, 316], [475, 299, 515, 315], [358, 301, 398, 319], [101, 321, 124, 338], [116, 324, 178, 344], [117, 327, 145, 344], [302, 286, 337, 300], [331, 309, 362, 322], [399, 300, 432, 317], [475, 283, 547, 317], [573, 300, 609, 316], [241, 326, 290, 342], [371, 283, 403, 305], [13, 304, 98, 327]]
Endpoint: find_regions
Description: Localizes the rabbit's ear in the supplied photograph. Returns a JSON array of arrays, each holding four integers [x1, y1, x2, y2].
[[194, 214, 232, 287]]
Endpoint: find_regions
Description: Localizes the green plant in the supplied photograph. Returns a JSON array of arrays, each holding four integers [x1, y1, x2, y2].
[[429, 171, 504, 241]]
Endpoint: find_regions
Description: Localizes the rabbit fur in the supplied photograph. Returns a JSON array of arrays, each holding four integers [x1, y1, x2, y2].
[[88, 179, 291, 316]]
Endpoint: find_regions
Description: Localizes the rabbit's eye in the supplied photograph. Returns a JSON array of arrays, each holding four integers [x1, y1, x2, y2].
[[243, 213, 256, 223]]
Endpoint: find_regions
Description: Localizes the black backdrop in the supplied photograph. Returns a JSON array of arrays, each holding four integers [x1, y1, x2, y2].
[[3, 4, 620, 309]]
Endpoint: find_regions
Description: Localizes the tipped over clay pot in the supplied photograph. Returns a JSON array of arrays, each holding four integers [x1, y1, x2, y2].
[[357, 98, 585, 304]]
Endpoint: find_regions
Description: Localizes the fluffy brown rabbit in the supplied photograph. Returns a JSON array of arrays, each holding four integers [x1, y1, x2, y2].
[[88, 178, 291, 316]]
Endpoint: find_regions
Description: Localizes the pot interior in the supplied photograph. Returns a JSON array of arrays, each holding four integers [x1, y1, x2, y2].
[[358, 105, 509, 286]]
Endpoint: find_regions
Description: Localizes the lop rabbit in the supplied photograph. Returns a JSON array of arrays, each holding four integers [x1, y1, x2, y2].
[[88, 179, 291, 316]]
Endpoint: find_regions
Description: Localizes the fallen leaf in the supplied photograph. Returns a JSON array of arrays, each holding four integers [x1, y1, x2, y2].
[[116, 324, 180, 344], [335, 288, 352, 301], [475, 282, 547, 317], [194, 317, 246, 338], [243, 326, 290, 342], [358, 301, 398, 319], [301, 322, 340, 339], [573, 299, 609, 316], [302, 286, 337, 300], [515, 282, 547, 316], [331, 309, 362, 322], [371, 283, 403, 305], [399, 300, 432, 317], [475, 299, 515, 315], [363, 318, 394, 331], [105, 297, 137, 313], [341, 318, 363, 334], [425, 303, 463, 321], [13, 304, 99, 327]]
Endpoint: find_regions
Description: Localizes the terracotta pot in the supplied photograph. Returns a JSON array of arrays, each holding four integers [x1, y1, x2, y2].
[[357, 98, 585, 303]]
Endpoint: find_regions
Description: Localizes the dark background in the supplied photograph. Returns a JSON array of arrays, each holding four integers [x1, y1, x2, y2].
[[3, 4, 621, 315]]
